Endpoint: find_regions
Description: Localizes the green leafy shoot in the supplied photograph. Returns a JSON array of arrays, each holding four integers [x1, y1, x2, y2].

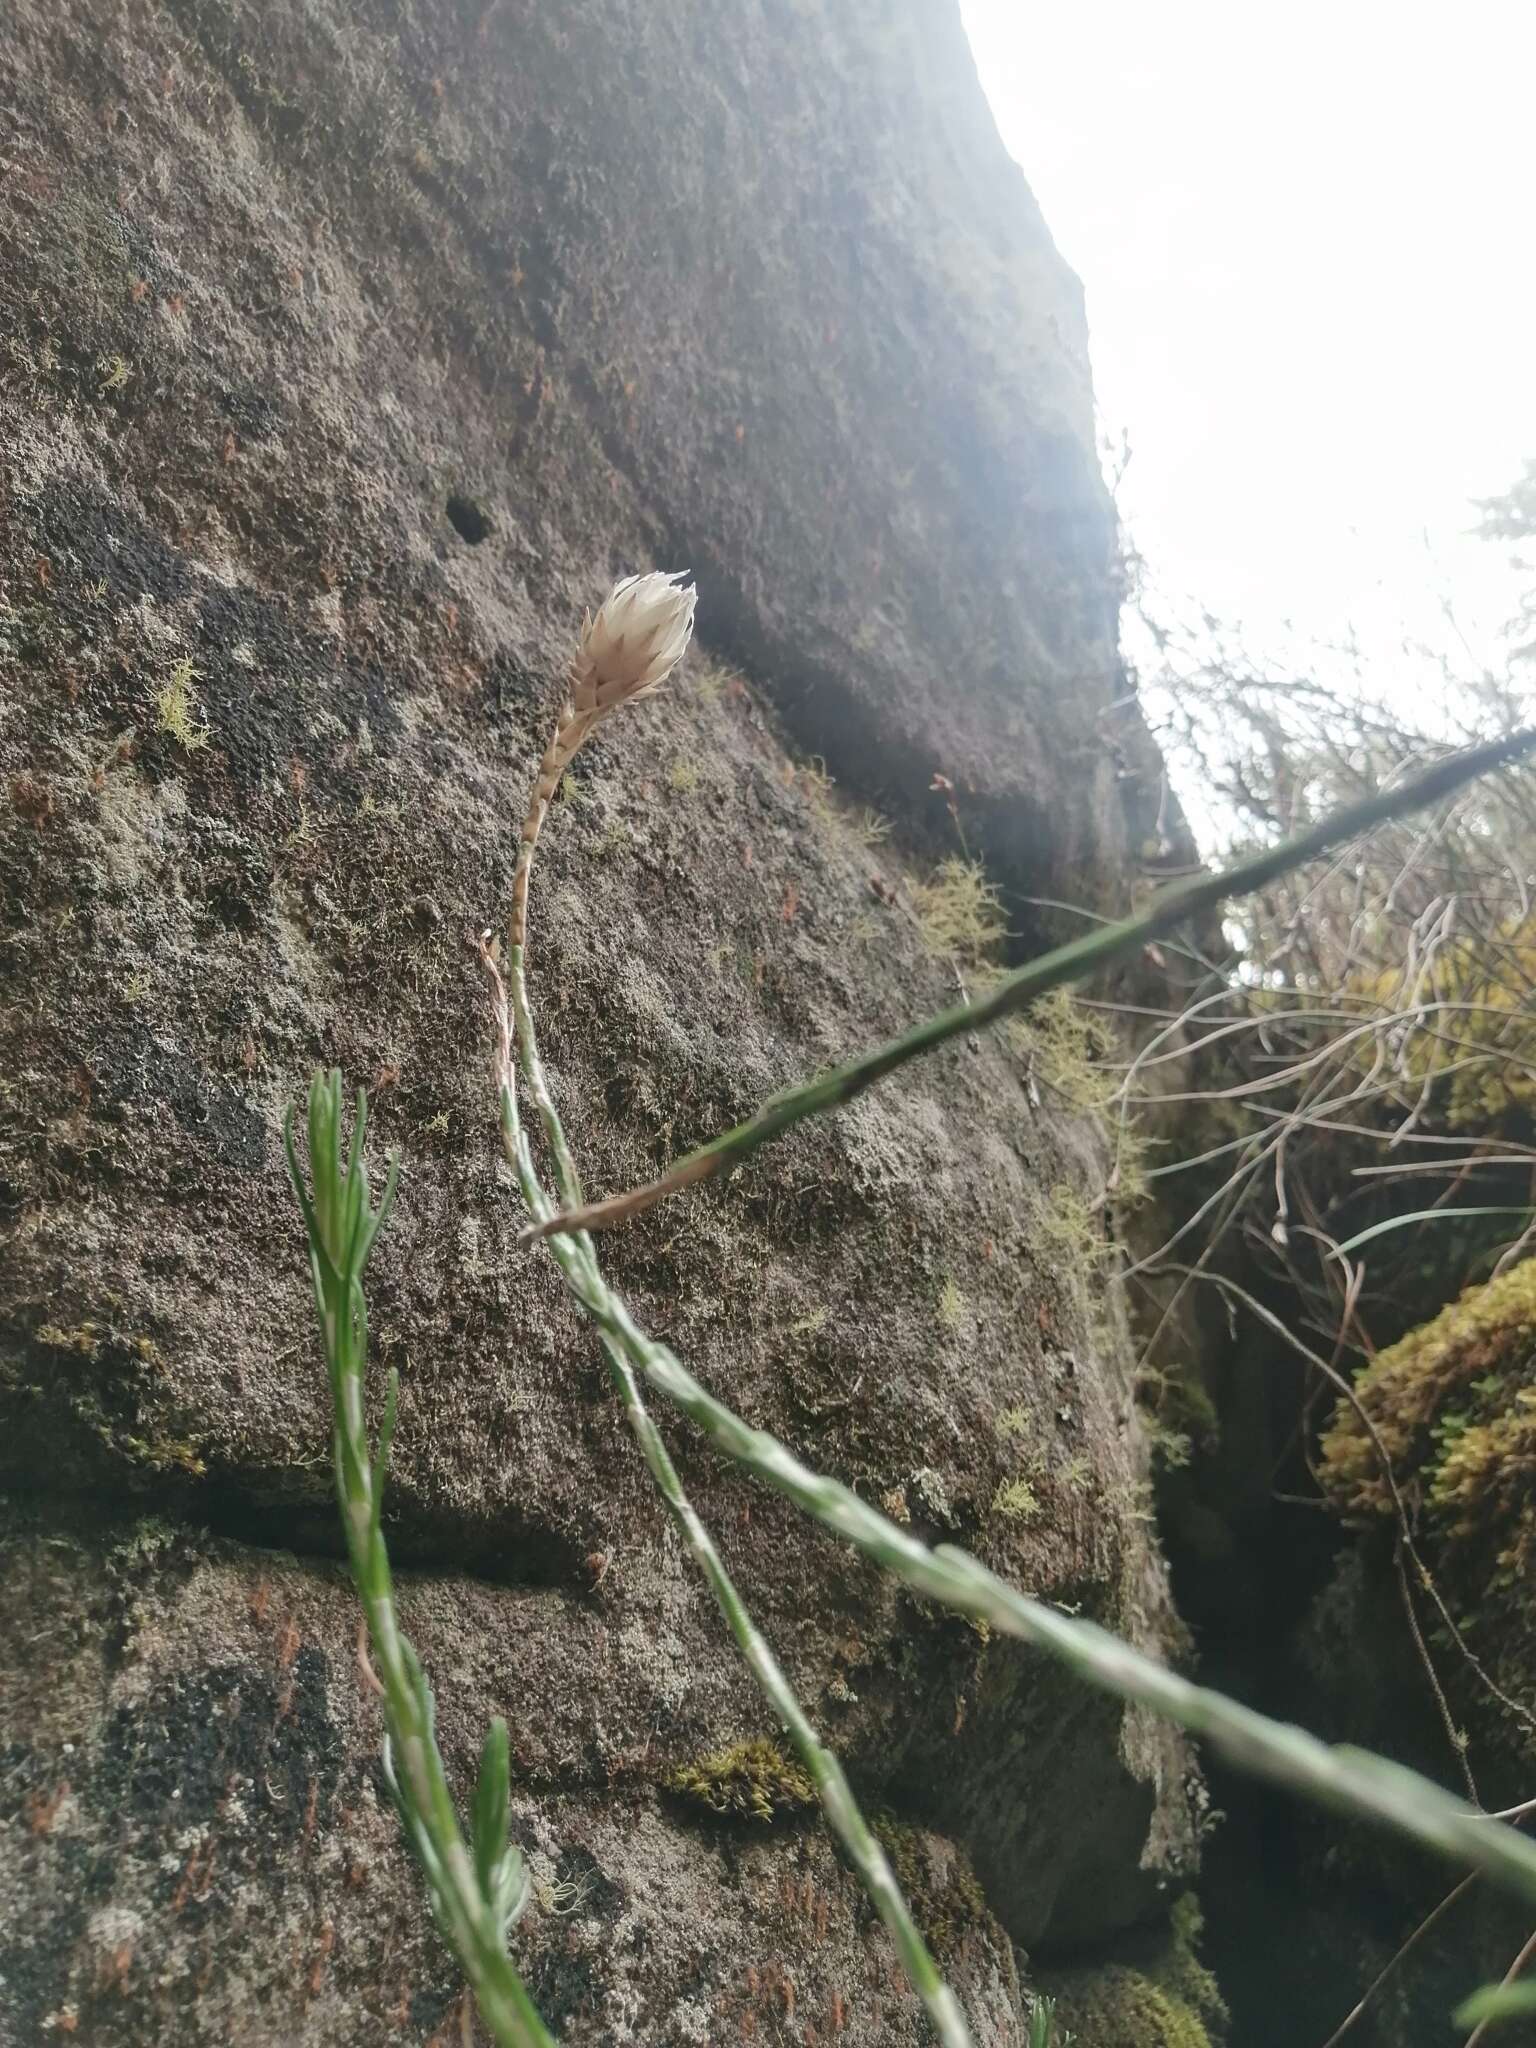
[[285, 1071, 551, 2048]]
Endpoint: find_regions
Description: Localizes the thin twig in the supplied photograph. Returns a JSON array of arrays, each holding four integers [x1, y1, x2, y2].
[[1318, 1872, 1476, 2048], [1463, 1923, 1536, 2048]]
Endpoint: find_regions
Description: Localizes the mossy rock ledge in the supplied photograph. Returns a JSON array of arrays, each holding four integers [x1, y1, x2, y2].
[[1321, 1254, 1536, 1753], [2, 1, 1199, 2040]]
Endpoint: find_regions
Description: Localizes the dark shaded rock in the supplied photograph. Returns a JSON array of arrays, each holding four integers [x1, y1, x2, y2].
[[0, 0, 1198, 2038], [0, 1508, 1032, 2044]]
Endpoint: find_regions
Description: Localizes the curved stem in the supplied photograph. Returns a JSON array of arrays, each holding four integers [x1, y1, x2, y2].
[[481, 941, 973, 2047]]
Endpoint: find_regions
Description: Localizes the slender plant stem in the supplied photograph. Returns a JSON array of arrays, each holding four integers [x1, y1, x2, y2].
[[529, 1246, 1536, 1908], [481, 941, 973, 2047], [1318, 1872, 1476, 2048], [523, 727, 1536, 1242], [1463, 1923, 1536, 2046], [286, 1077, 556, 2048]]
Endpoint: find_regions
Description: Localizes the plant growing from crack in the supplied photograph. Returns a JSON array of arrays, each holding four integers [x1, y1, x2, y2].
[[285, 1074, 554, 2048]]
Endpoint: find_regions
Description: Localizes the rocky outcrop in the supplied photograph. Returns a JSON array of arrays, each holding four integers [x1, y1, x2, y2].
[[1, 2, 1197, 2040]]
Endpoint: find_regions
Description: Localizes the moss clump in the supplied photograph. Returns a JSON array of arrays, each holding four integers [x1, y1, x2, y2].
[[936, 1277, 967, 1331], [911, 857, 1007, 971], [666, 1738, 816, 1823], [1040, 1896, 1226, 2048], [1036, 1181, 1113, 1271], [1135, 1358, 1219, 1470], [1320, 1255, 1536, 1530], [1005, 987, 1115, 1114], [991, 1477, 1042, 1523], [36, 1321, 102, 1356], [154, 658, 210, 751], [870, 1814, 988, 1961], [1320, 1257, 1536, 1739]]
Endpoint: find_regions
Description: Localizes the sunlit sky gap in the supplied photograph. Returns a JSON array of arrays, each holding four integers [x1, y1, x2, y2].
[[960, 3, 1536, 684]]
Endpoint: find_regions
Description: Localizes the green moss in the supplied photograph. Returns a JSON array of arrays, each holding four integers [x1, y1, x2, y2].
[[106, 1517, 184, 1578], [154, 658, 210, 751], [1036, 1181, 1112, 1270], [1040, 1897, 1226, 2047], [991, 1477, 1042, 1522], [666, 1738, 816, 1823], [1047, 1967, 1209, 2048], [870, 1814, 988, 1960], [911, 857, 1007, 971], [1321, 1255, 1536, 1528], [36, 1321, 101, 1356], [936, 1277, 967, 1331], [1004, 987, 1115, 1113], [1320, 1257, 1536, 1738], [70, 1384, 208, 1477], [1135, 1358, 1218, 1468]]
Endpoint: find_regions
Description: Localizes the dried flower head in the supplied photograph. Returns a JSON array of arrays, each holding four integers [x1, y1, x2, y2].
[[508, 569, 697, 949], [572, 571, 696, 714]]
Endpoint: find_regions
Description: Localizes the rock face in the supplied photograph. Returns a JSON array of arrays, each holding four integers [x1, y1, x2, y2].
[[0, 3, 1199, 2042]]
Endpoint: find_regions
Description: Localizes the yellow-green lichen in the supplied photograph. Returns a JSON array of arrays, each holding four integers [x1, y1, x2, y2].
[[911, 857, 1007, 971], [870, 1814, 988, 1961], [991, 1477, 1042, 1522], [666, 1738, 816, 1823], [1005, 986, 1116, 1114], [154, 658, 210, 751], [936, 1277, 967, 1331]]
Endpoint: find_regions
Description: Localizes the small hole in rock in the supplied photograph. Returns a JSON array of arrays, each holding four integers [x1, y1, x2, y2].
[[446, 494, 493, 545]]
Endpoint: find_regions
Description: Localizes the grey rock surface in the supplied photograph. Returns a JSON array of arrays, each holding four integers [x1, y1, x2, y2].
[[1, 1, 1198, 2040]]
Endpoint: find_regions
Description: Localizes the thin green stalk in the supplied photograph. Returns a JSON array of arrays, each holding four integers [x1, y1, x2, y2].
[[523, 726, 1536, 1242], [482, 944, 973, 2047], [568, 1278, 1536, 1908], [285, 1074, 556, 2048]]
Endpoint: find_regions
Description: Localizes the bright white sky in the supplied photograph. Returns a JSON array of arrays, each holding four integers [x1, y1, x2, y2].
[[960, 2, 1536, 677]]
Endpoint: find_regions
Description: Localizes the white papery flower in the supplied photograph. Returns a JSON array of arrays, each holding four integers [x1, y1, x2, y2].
[[572, 570, 697, 712]]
